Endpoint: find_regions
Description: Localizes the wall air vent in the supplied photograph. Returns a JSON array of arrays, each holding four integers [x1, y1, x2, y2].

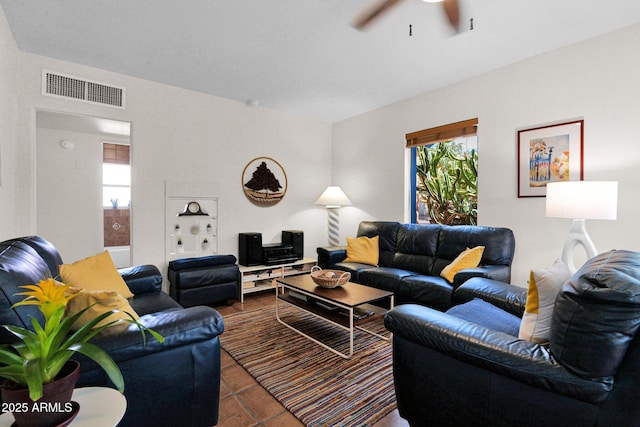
[[42, 70, 125, 109]]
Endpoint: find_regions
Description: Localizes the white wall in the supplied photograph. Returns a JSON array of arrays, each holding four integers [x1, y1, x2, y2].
[[0, 9, 18, 238], [0, 8, 333, 282], [332, 23, 640, 286]]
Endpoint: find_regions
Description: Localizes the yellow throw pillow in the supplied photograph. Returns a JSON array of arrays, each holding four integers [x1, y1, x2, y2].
[[65, 286, 139, 331], [59, 251, 134, 299], [343, 236, 379, 266], [518, 259, 570, 343], [440, 246, 485, 283]]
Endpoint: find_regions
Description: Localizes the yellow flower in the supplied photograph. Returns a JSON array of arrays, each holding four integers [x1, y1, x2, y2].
[[13, 278, 76, 321]]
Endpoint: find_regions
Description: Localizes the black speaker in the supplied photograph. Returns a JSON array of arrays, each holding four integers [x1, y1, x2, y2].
[[239, 232, 263, 266], [282, 230, 303, 260]]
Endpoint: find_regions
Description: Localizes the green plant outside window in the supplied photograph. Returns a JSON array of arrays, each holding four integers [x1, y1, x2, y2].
[[414, 137, 478, 225]]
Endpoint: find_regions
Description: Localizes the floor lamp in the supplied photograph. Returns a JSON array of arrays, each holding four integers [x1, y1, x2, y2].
[[545, 181, 618, 273], [315, 186, 352, 247]]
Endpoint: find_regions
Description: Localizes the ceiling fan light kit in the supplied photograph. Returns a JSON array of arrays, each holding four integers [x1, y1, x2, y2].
[[353, 0, 461, 32]]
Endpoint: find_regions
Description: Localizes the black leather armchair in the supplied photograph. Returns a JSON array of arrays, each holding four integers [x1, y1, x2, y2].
[[0, 236, 224, 427], [384, 250, 640, 427]]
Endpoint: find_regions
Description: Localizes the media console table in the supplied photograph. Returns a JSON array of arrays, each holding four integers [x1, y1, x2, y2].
[[239, 257, 316, 302]]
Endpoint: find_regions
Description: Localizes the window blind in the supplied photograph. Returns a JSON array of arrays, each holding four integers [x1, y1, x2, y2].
[[406, 118, 478, 148]]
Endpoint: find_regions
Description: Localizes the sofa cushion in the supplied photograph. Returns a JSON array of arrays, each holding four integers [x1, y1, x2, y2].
[[447, 298, 521, 336], [129, 291, 183, 316], [440, 246, 485, 283], [519, 258, 570, 344], [434, 225, 515, 273], [550, 250, 640, 380], [330, 262, 373, 283], [359, 267, 415, 293], [0, 242, 53, 338], [3, 236, 64, 278], [66, 286, 140, 330], [343, 235, 379, 266], [356, 221, 400, 267], [60, 251, 134, 298], [392, 224, 441, 275], [400, 275, 453, 310], [168, 254, 237, 271]]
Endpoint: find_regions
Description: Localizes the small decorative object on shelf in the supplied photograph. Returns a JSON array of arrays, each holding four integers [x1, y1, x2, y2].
[[166, 194, 218, 262], [110, 198, 118, 209], [310, 266, 350, 288], [178, 201, 208, 216]]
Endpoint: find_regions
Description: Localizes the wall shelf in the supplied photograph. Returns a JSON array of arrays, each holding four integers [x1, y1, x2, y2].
[[166, 196, 218, 263]]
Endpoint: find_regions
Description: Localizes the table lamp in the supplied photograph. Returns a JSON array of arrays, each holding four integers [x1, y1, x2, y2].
[[315, 186, 352, 246], [545, 181, 618, 272]]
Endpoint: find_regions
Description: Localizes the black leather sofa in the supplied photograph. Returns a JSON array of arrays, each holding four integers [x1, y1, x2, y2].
[[317, 221, 515, 310], [0, 236, 224, 427], [385, 249, 640, 427]]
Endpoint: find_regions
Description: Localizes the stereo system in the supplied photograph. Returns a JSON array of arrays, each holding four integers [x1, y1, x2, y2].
[[238, 230, 304, 266]]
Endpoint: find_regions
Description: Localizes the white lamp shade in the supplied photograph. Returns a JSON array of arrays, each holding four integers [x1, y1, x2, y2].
[[315, 186, 352, 208], [546, 181, 618, 220]]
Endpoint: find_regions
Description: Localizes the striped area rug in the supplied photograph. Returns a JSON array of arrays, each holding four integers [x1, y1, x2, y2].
[[220, 303, 397, 427]]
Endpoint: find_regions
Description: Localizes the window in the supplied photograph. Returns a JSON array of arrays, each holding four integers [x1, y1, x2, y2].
[[406, 119, 478, 225], [102, 143, 130, 208]]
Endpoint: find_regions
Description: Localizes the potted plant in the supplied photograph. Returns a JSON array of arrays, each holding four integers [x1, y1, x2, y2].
[[0, 278, 163, 426]]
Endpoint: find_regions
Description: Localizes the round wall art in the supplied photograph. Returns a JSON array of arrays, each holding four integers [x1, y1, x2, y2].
[[242, 157, 288, 207]]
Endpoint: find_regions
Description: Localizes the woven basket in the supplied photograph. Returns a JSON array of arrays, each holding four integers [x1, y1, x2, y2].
[[310, 266, 351, 288]]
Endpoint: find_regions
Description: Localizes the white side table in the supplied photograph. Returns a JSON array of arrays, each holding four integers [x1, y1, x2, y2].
[[0, 386, 127, 426]]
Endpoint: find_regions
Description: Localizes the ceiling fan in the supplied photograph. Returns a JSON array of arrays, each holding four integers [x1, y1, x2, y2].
[[353, 0, 460, 31]]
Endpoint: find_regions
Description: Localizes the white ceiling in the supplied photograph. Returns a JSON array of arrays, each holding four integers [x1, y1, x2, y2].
[[3, 0, 640, 123]]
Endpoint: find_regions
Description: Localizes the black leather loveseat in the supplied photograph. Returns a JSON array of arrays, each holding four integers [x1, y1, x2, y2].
[[385, 249, 640, 427], [317, 221, 515, 310], [0, 236, 224, 427]]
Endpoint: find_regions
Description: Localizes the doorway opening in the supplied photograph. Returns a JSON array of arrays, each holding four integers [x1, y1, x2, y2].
[[102, 143, 131, 267]]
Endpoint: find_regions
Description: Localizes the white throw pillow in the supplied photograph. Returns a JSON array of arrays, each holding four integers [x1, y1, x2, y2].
[[518, 258, 571, 344]]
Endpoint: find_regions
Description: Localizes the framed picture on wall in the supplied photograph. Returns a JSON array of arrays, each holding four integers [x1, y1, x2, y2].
[[242, 157, 288, 207], [517, 119, 584, 197]]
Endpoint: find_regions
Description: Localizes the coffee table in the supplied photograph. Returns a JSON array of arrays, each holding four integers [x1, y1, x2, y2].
[[275, 274, 394, 359]]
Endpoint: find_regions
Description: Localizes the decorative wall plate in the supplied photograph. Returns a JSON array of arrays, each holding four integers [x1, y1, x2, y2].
[[242, 157, 288, 207]]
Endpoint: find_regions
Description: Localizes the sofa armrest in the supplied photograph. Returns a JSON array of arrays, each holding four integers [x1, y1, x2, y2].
[[80, 305, 224, 366], [453, 264, 511, 287], [317, 246, 347, 268], [384, 304, 612, 403], [118, 264, 163, 295], [454, 277, 527, 317]]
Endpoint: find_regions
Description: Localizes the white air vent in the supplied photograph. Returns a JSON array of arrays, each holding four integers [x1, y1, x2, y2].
[[42, 70, 125, 109]]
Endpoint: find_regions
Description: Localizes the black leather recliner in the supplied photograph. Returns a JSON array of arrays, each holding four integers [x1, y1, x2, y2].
[[0, 236, 224, 427], [384, 250, 640, 427]]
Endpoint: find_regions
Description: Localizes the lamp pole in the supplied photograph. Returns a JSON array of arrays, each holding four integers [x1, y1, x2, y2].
[[315, 186, 352, 247]]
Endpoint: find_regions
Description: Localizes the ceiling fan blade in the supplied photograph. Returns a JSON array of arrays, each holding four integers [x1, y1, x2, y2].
[[443, 0, 460, 30], [352, 0, 403, 30]]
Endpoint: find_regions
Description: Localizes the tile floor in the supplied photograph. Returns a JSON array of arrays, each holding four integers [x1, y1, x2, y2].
[[212, 291, 409, 427]]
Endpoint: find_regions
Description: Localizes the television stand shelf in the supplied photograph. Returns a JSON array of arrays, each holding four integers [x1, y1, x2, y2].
[[239, 257, 316, 302]]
